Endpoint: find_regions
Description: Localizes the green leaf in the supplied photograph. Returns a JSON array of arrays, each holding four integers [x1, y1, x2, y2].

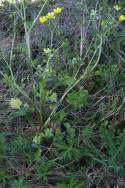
[[57, 110, 67, 122], [59, 71, 74, 86], [33, 135, 41, 145], [48, 92, 57, 102], [67, 89, 88, 109], [82, 127, 93, 142], [41, 128, 53, 139]]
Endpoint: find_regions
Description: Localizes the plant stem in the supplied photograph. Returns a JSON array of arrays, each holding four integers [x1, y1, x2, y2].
[[44, 35, 103, 127]]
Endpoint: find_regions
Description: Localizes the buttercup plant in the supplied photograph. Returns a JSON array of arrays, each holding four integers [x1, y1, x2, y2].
[[39, 7, 64, 24], [1, 1, 125, 187]]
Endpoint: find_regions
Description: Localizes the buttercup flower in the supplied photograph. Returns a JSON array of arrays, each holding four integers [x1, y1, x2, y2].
[[119, 15, 125, 22], [53, 7, 64, 14], [114, 4, 121, 11], [10, 98, 22, 110], [39, 7, 64, 24], [46, 12, 55, 19], [39, 16, 47, 23]]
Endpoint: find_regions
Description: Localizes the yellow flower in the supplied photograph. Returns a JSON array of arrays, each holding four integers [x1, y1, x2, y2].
[[10, 98, 22, 110], [114, 4, 121, 11], [39, 16, 47, 23], [46, 12, 55, 19], [119, 15, 125, 22], [53, 7, 64, 14]]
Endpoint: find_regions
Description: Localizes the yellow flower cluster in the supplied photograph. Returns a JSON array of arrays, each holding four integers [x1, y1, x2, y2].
[[39, 7, 64, 24], [113, 4, 125, 22], [119, 14, 125, 22]]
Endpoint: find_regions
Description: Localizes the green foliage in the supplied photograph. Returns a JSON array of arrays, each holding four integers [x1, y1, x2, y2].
[[0, 133, 7, 160], [100, 126, 125, 176], [9, 136, 41, 163], [11, 177, 31, 188], [82, 127, 93, 144], [55, 123, 82, 161], [67, 90, 89, 109], [37, 160, 55, 182], [0, 170, 9, 182], [58, 176, 83, 188]]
